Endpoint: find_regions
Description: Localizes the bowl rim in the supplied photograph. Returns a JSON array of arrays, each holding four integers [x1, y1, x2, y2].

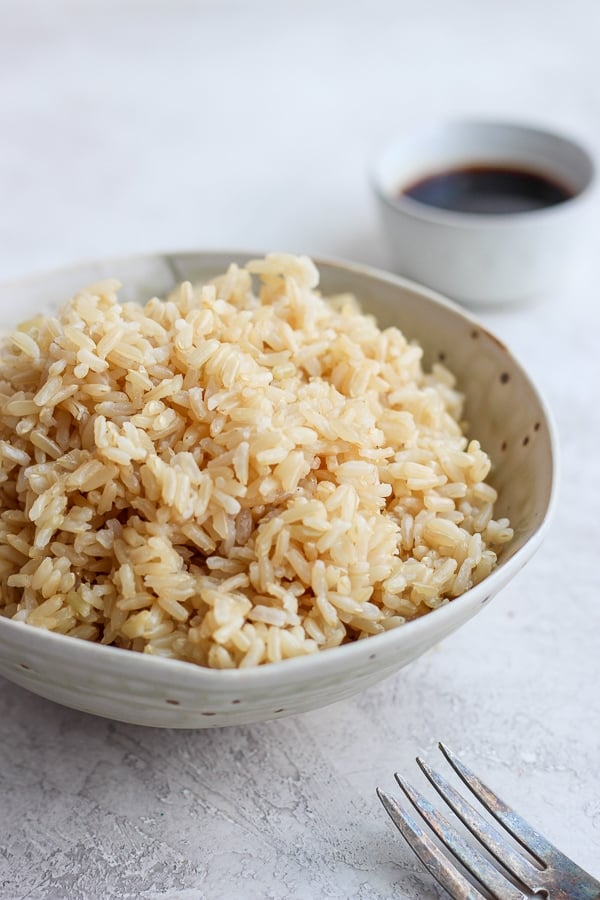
[[370, 117, 596, 229], [0, 249, 560, 687]]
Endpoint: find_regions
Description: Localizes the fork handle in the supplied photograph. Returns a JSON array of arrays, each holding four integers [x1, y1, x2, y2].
[[548, 861, 600, 900]]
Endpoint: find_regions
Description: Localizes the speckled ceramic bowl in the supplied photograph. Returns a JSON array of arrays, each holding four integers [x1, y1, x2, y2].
[[0, 252, 557, 728]]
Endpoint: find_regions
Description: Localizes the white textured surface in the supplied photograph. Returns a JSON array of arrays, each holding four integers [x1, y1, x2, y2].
[[1, 2, 599, 898]]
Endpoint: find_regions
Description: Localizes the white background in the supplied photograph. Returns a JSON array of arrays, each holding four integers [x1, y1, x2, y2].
[[1, 2, 599, 898]]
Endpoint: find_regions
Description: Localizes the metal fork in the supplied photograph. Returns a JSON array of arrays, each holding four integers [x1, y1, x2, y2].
[[377, 742, 600, 900]]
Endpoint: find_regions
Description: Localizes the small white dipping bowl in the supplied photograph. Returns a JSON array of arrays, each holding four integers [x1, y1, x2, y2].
[[0, 252, 557, 728], [372, 120, 595, 306]]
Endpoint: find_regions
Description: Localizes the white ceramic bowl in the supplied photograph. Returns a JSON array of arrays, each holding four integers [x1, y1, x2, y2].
[[0, 252, 557, 728], [372, 120, 595, 306]]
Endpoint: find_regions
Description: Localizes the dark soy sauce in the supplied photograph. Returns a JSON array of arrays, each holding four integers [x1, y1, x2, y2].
[[401, 165, 573, 214]]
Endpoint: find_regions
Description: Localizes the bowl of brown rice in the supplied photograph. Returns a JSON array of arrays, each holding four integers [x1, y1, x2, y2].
[[0, 251, 556, 727]]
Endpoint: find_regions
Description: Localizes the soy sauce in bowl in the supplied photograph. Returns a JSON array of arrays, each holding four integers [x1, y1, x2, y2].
[[401, 165, 574, 215]]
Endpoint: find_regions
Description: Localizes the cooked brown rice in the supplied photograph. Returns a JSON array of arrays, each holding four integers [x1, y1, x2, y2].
[[0, 254, 512, 667]]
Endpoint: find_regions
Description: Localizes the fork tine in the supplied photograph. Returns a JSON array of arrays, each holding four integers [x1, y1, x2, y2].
[[438, 743, 557, 863], [394, 774, 527, 900], [377, 788, 486, 900], [417, 757, 539, 891]]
